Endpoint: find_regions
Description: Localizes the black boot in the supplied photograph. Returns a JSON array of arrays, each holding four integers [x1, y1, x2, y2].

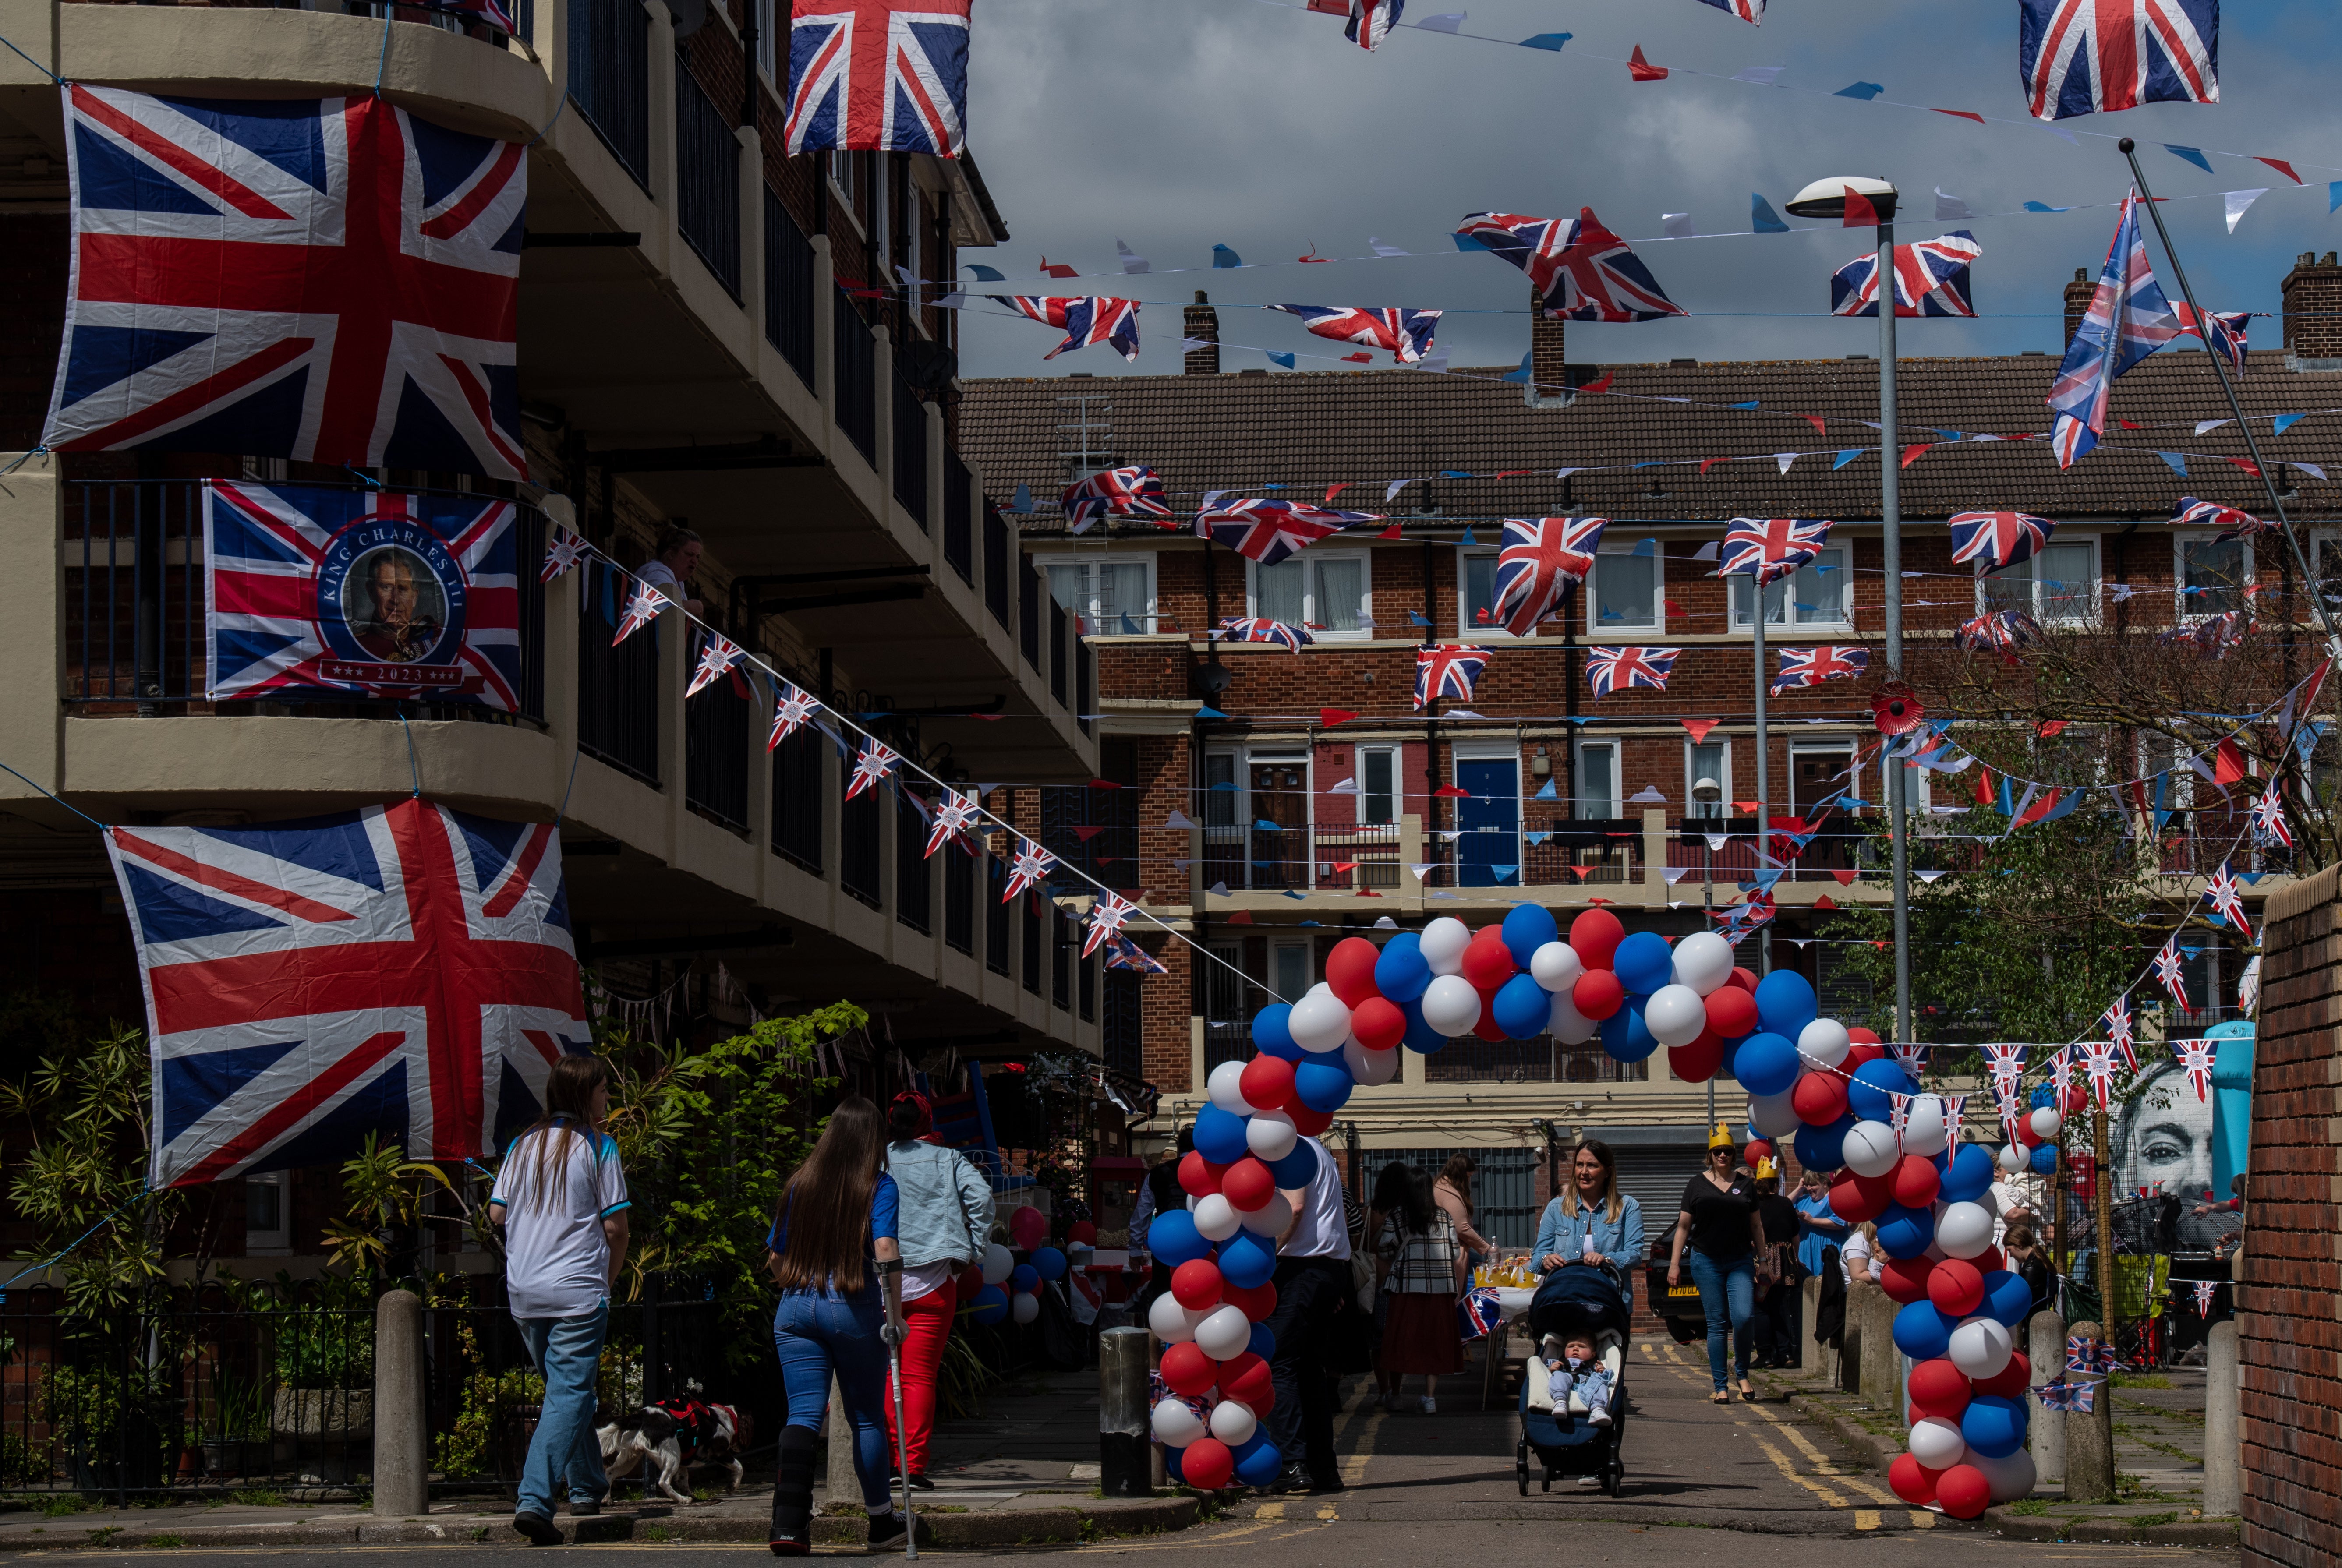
[[770, 1426, 819, 1556]]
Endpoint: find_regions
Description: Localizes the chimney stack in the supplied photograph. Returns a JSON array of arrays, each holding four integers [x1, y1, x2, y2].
[[2062, 267, 2094, 348], [1530, 286, 1566, 393], [2282, 251, 2342, 362], [1183, 290, 1219, 375]]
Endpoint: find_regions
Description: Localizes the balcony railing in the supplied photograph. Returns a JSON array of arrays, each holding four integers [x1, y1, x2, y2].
[[944, 837, 975, 954], [840, 756, 883, 909], [764, 188, 817, 388], [1077, 637, 1093, 735], [834, 290, 877, 463], [683, 642, 750, 833], [771, 718, 824, 873], [983, 501, 1010, 629], [986, 856, 1012, 976], [893, 374, 929, 527], [569, 0, 650, 187], [1048, 600, 1070, 707], [1019, 564, 1041, 672], [896, 788, 932, 935], [673, 56, 740, 299], [943, 455, 973, 584]]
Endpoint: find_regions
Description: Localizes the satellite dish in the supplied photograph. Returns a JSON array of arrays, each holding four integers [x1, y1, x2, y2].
[[665, 0, 708, 39], [1196, 664, 1233, 696], [895, 341, 959, 394]]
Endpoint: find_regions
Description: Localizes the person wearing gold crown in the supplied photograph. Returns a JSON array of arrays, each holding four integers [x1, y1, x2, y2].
[[1666, 1125, 1769, 1403]]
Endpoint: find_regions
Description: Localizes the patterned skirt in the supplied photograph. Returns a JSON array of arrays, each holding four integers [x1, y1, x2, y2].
[[1376, 1291, 1463, 1375]]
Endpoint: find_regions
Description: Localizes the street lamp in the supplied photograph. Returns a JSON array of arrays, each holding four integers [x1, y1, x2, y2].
[[1786, 175, 1912, 1049], [1692, 773, 1722, 1127]]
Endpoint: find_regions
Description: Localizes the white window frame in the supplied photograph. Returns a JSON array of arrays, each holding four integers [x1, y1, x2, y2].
[[1585, 538, 1666, 636], [755, 0, 780, 82], [1205, 746, 1313, 888], [825, 151, 871, 238], [1574, 738, 1622, 821], [2174, 531, 2254, 622], [1357, 745, 1400, 827], [1790, 739, 1856, 817], [1451, 741, 1525, 878], [1879, 751, 1933, 817], [1270, 941, 1314, 1004], [1044, 555, 1158, 635], [1684, 736, 1733, 820], [1727, 547, 1853, 632], [1455, 545, 1511, 642], [1248, 551, 1372, 641], [1973, 534, 2101, 626], [245, 1170, 291, 1254]]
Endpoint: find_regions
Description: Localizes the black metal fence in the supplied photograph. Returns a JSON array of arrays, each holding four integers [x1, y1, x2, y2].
[[983, 502, 1010, 628], [578, 558, 661, 784], [764, 189, 817, 388], [684, 650, 752, 834], [673, 55, 740, 299], [893, 375, 929, 527], [895, 790, 931, 934], [943, 455, 973, 584], [834, 292, 877, 463], [1048, 600, 1070, 706], [840, 759, 883, 909], [569, 0, 650, 187], [772, 719, 824, 872], [944, 840, 975, 954], [985, 856, 1012, 976], [1019, 563, 1041, 671]]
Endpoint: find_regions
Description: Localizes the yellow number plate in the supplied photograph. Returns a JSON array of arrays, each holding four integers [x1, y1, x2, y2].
[[1667, 1285, 1701, 1299]]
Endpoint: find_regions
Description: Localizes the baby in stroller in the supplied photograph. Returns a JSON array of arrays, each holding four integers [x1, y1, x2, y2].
[[1515, 1261, 1631, 1495], [1538, 1334, 1613, 1428]]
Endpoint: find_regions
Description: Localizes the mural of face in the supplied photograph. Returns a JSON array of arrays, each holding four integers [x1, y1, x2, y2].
[[2116, 1061, 2216, 1201]]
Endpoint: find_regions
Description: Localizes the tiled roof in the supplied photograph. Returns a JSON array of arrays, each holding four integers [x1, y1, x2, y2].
[[956, 350, 2339, 528]]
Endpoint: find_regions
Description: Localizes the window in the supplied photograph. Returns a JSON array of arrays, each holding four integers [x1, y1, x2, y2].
[[1729, 547, 1848, 629], [1203, 749, 1312, 889], [1272, 942, 1312, 1003], [1046, 558, 1155, 634], [1979, 538, 2097, 624], [245, 1171, 290, 1254], [1685, 738, 1731, 819], [1575, 740, 1620, 820], [1589, 540, 1663, 632], [825, 151, 871, 233], [1254, 553, 1368, 636], [2176, 533, 2252, 618], [2314, 533, 2342, 617], [1360, 747, 1397, 826], [1791, 742, 1854, 815], [1879, 751, 1932, 816], [754, 0, 778, 79]]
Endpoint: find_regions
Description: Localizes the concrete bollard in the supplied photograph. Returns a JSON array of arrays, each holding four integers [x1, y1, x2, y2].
[[2203, 1320, 2240, 1516], [1857, 1287, 1901, 1411], [827, 1376, 858, 1506], [2028, 1310, 2065, 1484], [2062, 1319, 2116, 1503], [1098, 1327, 1152, 1497], [372, 1290, 427, 1518]]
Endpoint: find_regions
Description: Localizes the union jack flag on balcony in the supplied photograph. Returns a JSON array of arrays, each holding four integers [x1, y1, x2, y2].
[[2173, 494, 2271, 541], [44, 88, 524, 478], [2171, 1035, 2217, 1101], [1196, 499, 1383, 565], [1491, 516, 1606, 636], [1346, 0, 1402, 49], [2102, 993, 2136, 1067], [1104, 935, 1170, 974], [686, 635, 746, 698], [2020, 0, 2218, 121], [1772, 645, 1868, 694], [614, 579, 666, 645], [1454, 209, 1685, 323], [2252, 778, 2293, 848], [1264, 304, 1442, 364], [1003, 838, 1055, 901], [444, 0, 519, 29], [1413, 643, 1490, 710], [1956, 608, 2044, 660], [1062, 466, 1173, 533], [1217, 617, 1314, 653], [1082, 891, 1138, 958], [924, 788, 982, 858], [1585, 645, 1680, 699], [541, 528, 591, 583], [2204, 859, 2251, 935], [1829, 231, 1983, 318], [1717, 517, 1833, 586], [2173, 303, 2249, 374], [1949, 510, 2059, 572], [2049, 194, 2183, 468], [845, 738, 899, 800], [998, 295, 1140, 362], [2154, 933, 2189, 1007], [1694, 0, 1765, 18], [784, 0, 971, 155], [769, 682, 823, 749], [106, 797, 590, 1187]]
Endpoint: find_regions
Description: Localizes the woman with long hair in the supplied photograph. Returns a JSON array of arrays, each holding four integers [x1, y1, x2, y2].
[[1433, 1153, 1494, 1262], [1373, 1167, 1465, 1414], [764, 1096, 922, 1555], [1366, 1160, 1419, 1409], [879, 1092, 993, 1492], [1667, 1127, 1769, 1404], [1532, 1140, 1646, 1288], [488, 1055, 630, 1544]]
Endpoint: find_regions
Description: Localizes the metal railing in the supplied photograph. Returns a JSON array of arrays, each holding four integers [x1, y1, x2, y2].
[[985, 855, 1012, 976], [1103, 971, 1142, 1078], [840, 763, 883, 910], [1021, 890, 1043, 995], [1048, 600, 1070, 706], [896, 789, 931, 934], [943, 455, 973, 584], [983, 502, 1010, 628], [892, 374, 928, 527], [834, 291, 877, 463], [1077, 637, 1093, 735], [772, 718, 824, 872], [568, 0, 650, 187], [944, 837, 975, 954], [683, 644, 750, 833], [1019, 562, 1042, 671], [673, 55, 740, 299], [578, 558, 661, 784], [764, 188, 817, 388]]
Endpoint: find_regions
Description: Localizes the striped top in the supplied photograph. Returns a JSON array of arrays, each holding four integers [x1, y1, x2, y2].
[[1377, 1208, 1462, 1295]]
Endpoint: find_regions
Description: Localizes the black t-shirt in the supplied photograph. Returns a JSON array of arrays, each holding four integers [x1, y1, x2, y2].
[[1756, 1195, 1802, 1257], [1682, 1173, 1759, 1261]]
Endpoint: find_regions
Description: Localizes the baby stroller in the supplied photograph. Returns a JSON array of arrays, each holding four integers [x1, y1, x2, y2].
[[1514, 1262, 1631, 1497]]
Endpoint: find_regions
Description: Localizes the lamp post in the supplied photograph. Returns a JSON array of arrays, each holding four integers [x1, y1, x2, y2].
[[1693, 773, 1722, 1128], [1787, 175, 1910, 1047]]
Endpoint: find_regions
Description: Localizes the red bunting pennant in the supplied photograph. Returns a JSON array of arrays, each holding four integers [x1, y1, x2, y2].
[[1802, 415, 1827, 435], [1682, 719, 1719, 743], [1325, 482, 1351, 503], [1379, 523, 1405, 540], [2260, 157, 2304, 185], [1433, 785, 1471, 798], [1040, 258, 1079, 278], [2037, 720, 2068, 738], [1089, 778, 1124, 789], [1225, 910, 1254, 925], [1830, 869, 1858, 886], [1628, 44, 1668, 81], [1815, 894, 1839, 910], [1072, 825, 1105, 841], [1699, 457, 1727, 475], [1842, 187, 1879, 227], [1320, 708, 1359, 726], [1580, 371, 1614, 395], [1933, 108, 1985, 124], [2227, 457, 2263, 477], [1900, 443, 1935, 468], [2215, 737, 2248, 788]]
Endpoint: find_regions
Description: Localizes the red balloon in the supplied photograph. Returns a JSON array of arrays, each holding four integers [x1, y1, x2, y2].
[[1847, 1027, 1880, 1045], [1668, 1033, 1726, 1083], [1238, 1056, 1296, 1112], [1180, 1437, 1234, 1490], [956, 1267, 987, 1305], [1574, 969, 1625, 1021], [1221, 1156, 1275, 1214], [1461, 936, 1517, 990], [1327, 937, 1383, 1007], [1891, 1154, 1942, 1209], [1351, 996, 1406, 1052], [1909, 1358, 1972, 1419], [1179, 1152, 1229, 1198], [1223, 1280, 1278, 1324], [1971, 1244, 2005, 1276], [1934, 1463, 1991, 1520], [1791, 1070, 1850, 1126], [1745, 1139, 1773, 1165], [1218, 1351, 1275, 1412], [1887, 1452, 1943, 1506], [1725, 966, 1759, 995], [2015, 1117, 2045, 1147], [1842, 1042, 1885, 1071], [1286, 1103, 1336, 1136], [1973, 1350, 2030, 1399], [1570, 908, 1626, 969], [1160, 1342, 1218, 1398], [1472, 1005, 1508, 1042], [1928, 1258, 1984, 1318], [1829, 1169, 1892, 1223], [1879, 1254, 1936, 1305], [1704, 985, 1758, 1039], [2061, 1083, 2088, 1115], [1172, 1258, 1226, 1311]]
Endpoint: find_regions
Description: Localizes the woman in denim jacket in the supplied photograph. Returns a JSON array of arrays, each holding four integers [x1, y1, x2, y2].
[[882, 1093, 995, 1489], [1532, 1140, 1647, 1287]]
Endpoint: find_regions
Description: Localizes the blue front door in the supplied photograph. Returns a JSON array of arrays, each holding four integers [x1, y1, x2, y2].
[[1456, 758, 1520, 887]]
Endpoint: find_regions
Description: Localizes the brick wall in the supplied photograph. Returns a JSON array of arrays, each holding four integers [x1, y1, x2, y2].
[[2281, 252, 2342, 361], [2240, 864, 2342, 1568]]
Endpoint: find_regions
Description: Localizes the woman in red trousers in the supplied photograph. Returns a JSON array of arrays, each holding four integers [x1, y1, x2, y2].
[[881, 1093, 995, 1487]]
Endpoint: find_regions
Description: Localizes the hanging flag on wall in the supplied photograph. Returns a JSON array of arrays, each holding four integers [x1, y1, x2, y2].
[[2048, 194, 2183, 467], [1948, 510, 2058, 572], [1413, 643, 1490, 709], [1716, 516, 1833, 585], [2173, 303, 2249, 373], [1062, 466, 1173, 531], [785, 0, 972, 155], [2019, 0, 2219, 122], [1828, 231, 1983, 318], [1264, 304, 1441, 364], [1491, 516, 1606, 636], [1346, 0, 1404, 52], [1586, 645, 1681, 698], [997, 295, 1141, 361], [1771, 646, 1868, 693], [2173, 494, 2271, 540], [1956, 608, 2045, 660], [1196, 498, 1384, 565], [1454, 208, 1686, 322], [1217, 616, 1315, 653]]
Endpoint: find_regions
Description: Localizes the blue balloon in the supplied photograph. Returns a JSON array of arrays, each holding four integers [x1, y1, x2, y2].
[[1295, 1058, 1354, 1113], [1251, 1004, 1303, 1062], [1266, 1138, 1318, 1188], [1247, 1323, 1277, 1360], [1400, 997, 1447, 1054], [1162, 1445, 1185, 1484], [1147, 1209, 1210, 1267], [2028, 1083, 2058, 1109], [1493, 972, 1553, 1040], [1735, 1032, 1800, 1097], [1613, 931, 1674, 996], [969, 1284, 1009, 1326], [1793, 1115, 1855, 1172], [1847, 1059, 1916, 1123], [1232, 1431, 1283, 1486], [1961, 1395, 2028, 1459], [1218, 1229, 1277, 1290], [1980, 1270, 2033, 1328], [1194, 1104, 1251, 1165], [1010, 1262, 1040, 1293], [1600, 1001, 1659, 1063], [1754, 970, 1818, 1035], [2029, 1141, 2059, 1175], [1940, 1144, 1995, 1204], [1875, 1202, 1936, 1259], [1501, 903, 1561, 968], [1374, 934, 1432, 1004], [1891, 1300, 1957, 1360], [1031, 1246, 1068, 1283]]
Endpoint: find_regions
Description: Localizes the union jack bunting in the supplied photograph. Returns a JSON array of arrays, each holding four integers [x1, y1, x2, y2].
[[1062, 466, 1173, 532], [2174, 303, 2249, 374], [1956, 608, 2044, 659], [541, 528, 591, 583], [1717, 517, 1833, 586], [1413, 643, 1491, 710], [1217, 617, 1314, 654], [1942, 1091, 1971, 1146], [845, 738, 899, 800], [1002, 838, 1055, 901], [42, 88, 526, 479], [2252, 779, 2294, 848], [2035, 1379, 2097, 1413], [2102, 993, 2136, 1067], [2048, 1045, 2076, 1100], [445, 0, 519, 29], [1491, 516, 1607, 636], [1828, 231, 1983, 318], [106, 797, 590, 1187], [1694, 0, 1765, 18], [1104, 935, 1170, 975], [1772, 645, 1869, 694], [2048, 195, 2182, 468], [924, 789, 982, 858], [1889, 1039, 1930, 1076], [1887, 1089, 1914, 1148], [2173, 494, 2272, 541], [783, 0, 971, 155], [614, 579, 665, 646], [1082, 891, 1138, 959], [1196, 499, 1382, 565], [998, 295, 1140, 361], [1264, 304, 1441, 364], [2205, 859, 2251, 936], [2172, 1035, 2217, 1101], [2066, 1335, 2128, 1375], [2158, 608, 2248, 658], [1454, 208, 1686, 323], [1981, 1042, 2029, 1136], [685, 635, 746, 699], [768, 682, 823, 750], [1715, 890, 1776, 945], [2155, 934, 2189, 1006], [1948, 510, 2059, 572], [2080, 1039, 2120, 1109], [2193, 1280, 2218, 1315], [2020, 0, 2219, 121], [1586, 645, 1680, 698], [1346, 0, 1403, 50]]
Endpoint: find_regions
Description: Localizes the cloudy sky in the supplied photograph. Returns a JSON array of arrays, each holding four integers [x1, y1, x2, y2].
[[951, 0, 2340, 378]]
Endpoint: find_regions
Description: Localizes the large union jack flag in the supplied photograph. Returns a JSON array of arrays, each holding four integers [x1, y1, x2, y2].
[[2049, 195, 2182, 468], [1957, 608, 2043, 659], [203, 481, 521, 709], [1772, 645, 1868, 693], [1949, 510, 2059, 572], [107, 798, 589, 1188], [785, 0, 971, 155], [1346, 0, 1404, 50], [1264, 304, 1441, 364], [1196, 498, 1382, 565], [997, 295, 1140, 361], [1217, 616, 1314, 653], [1717, 517, 1833, 586], [1829, 231, 1983, 318], [2174, 494, 2271, 541], [1413, 643, 1490, 709], [1062, 466, 1173, 532], [1491, 516, 1606, 636], [1454, 208, 1685, 322], [1695, 0, 1765, 18], [1586, 645, 1680, 698], [2020, 0, 2218, 121], [2173, 303, 2249, 374], [44, 88, 524, 479]]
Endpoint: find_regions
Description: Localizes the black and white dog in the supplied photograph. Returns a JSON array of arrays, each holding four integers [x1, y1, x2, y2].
[[598, 1398, 754, 1504]]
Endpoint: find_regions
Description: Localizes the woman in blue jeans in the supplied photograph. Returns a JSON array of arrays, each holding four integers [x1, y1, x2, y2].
[[764, 1095, 922, 1555], [1666, 1127, 1770, 1403]]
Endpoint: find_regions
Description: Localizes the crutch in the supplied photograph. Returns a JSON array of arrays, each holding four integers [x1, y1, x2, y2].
[[887, 1333, 918, 1560]]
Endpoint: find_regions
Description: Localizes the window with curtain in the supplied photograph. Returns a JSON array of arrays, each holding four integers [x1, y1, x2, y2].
[[1254, 554, 1366, 634], [1685, 739, 1730, 819], [2177, 534, 2250, 618], [1576, 742, 1620, 819], [1046, 559, 1155, 633], [1980, 539, 2096, 624], [1361, 748, 1397, 826], [1729, 547, 1847, 627], [1592, 547, 1660, 630]]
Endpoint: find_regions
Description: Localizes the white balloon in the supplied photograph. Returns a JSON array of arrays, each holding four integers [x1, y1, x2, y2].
[[1193, 1304, 1253, 1361], [1797, 1018, 1851, 1069], [1149, 1294, 1203, 1343], [1288, 994, 1351, 1054], [1907, 1416, 1968, 1471], [1151, 1399, 1206, 1446], [1244, 1110, 1298, 1163], [1997, 1142, 2028, 1174], [1669, 931, 1735, 996], [2030, 1106, 2063, 1140], [1936, 1201, 1995, 1260], [1749, 1088, 1802, 1139], [1193, 1193, 1242, 1242], [1237, 1192, 1292, 1236], [1420, 916, 1472, 977], [1529, 940, 1585, 993], [1968, 1445, 2038, 1503], [1548, 990, 1597, 1045], [1207, 1399, 1258, 1446], [1206, 1060, 1257, 1116], [1421, 974, 1483, 1037], [982, 1243, 1014, 1285], [1011, 1292, 1040, 1324], [1948, 1315, 2014, 1379], [1644, 984, 1709, 1049], [1902, 1095, 1950, 1158], [1842, 1120, 1900, 1179], [1349, 1046, 1401, 1087]]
